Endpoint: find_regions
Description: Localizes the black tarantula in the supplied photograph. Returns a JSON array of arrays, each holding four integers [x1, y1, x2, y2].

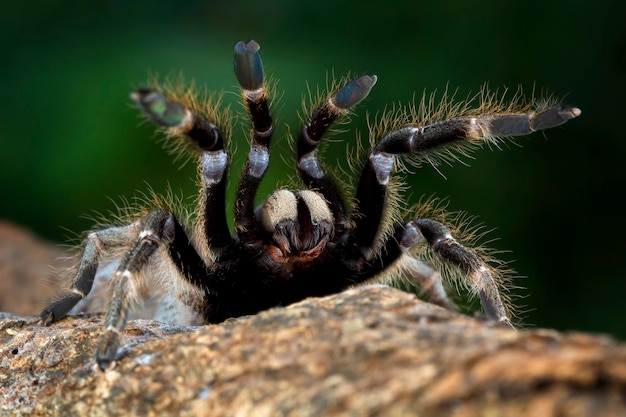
[[40, 40, 581, 371]]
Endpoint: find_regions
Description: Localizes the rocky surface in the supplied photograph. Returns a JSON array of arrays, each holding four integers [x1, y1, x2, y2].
[[1, 222, 625, 416], [1, 286, 626, 417]]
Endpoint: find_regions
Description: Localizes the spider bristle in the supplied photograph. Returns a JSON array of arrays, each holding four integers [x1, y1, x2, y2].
[[83, 185, 194, 238]]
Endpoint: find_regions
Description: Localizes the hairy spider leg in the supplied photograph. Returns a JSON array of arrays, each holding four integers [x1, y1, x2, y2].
[[296, 75, 378, 236], [130, 88, 232, 269], [347, 103, 582, 323], [39, 224, 138, 324], [398, 218, 510, 325], [132, 87, 233, 256], [232, 40, 275, 241], [94, 210, 176, 370], [376, 223, 457, 312]]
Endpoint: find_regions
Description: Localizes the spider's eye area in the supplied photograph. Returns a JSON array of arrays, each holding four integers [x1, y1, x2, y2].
[[234, 40, 263, 91], [130, 88, 187, 127], [333, 75, 378, 109], [257, 190, 334, 255]]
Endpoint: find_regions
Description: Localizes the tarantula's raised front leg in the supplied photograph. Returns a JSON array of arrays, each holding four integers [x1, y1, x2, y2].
[[233, 40, 275, 240], [349, 103, 582, 252], [296, 75, 378, 234], [131, 88, 233, 255]]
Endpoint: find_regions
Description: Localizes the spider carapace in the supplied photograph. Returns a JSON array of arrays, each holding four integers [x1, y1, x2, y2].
[[40, 40, 581, 371]]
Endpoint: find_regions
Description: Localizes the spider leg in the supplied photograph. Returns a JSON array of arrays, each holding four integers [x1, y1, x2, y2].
[[39, 223, 138, 325], [94, 210, 177, 370], [348, 103, 581, 252], [131, 88, 232, 256], [232, 40, 275, 240], [394, 219, 511, 326], [393, 256, 457, 313], [296, 75, 378, 234]]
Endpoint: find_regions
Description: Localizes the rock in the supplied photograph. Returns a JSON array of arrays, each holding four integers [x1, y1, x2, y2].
[[1, 221, 624, 416], [1, 285, 625, 417]]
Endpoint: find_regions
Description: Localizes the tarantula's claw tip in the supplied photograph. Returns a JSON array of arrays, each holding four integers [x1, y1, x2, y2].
[[564, 106, 582, 119], [39, 309, 54, 326], [131, 88, 186, 127], [129, 89, 151, 106], [333, 74, 378, 109], [95, 358, 116, 372], [531, 104, 582, 130], [130, 88, 165, 114], [234, 39, 260, 54], [95, 331, 121, 372], [234, 40, 264, 91], [498, 317, 516, 330]]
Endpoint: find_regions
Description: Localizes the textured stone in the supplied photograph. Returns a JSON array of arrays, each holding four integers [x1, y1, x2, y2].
[[1, 223, 625, 416], [1, 285, 625, 417]]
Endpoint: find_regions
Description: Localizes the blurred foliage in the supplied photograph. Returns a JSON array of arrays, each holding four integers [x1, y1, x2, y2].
[[1, 0, 625, 338]]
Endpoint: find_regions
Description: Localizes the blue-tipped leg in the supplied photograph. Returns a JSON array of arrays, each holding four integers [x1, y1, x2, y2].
[[334, 75, 378, 109], [130, 88, 187, 127], [234, 40, 264, 90]]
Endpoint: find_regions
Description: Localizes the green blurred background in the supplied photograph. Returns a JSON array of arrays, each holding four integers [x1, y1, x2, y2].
[[2, 1, 624, 337]]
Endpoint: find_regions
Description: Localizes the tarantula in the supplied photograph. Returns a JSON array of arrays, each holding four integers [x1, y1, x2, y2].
[[40, 40, 581, 371]]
